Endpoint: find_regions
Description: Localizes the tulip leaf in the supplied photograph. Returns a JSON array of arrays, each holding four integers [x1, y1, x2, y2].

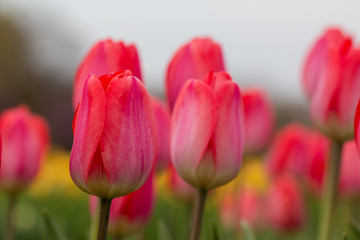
[[42, 209, 68, 240], [157, 220, 173, 240], [241, 220, 256, 240], [212, 222, 221, 240], [349, 221, 360, 239]]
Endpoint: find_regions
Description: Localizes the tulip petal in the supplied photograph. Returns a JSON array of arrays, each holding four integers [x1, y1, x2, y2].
[[211, 82, 244, 188], [70, 74, 106, 193], [171, 80, 217, 187], [355, 100, 360, 151], [100, 76, 157, 198]]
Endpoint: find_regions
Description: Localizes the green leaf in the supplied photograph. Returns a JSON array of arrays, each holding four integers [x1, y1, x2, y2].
[[212, 223, 221, 240], [157, 220, 173, 240], [42, 209, 67, 240], [349, 221, 360, 238], [241, 220, 256, 240]]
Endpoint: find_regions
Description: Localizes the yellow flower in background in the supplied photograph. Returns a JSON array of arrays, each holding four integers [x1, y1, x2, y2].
[[217, 156, 270, 200], [29, 146, 82, 197]]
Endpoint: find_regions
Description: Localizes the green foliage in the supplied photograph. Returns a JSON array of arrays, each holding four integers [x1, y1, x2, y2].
[[42, 209, 67, 240]]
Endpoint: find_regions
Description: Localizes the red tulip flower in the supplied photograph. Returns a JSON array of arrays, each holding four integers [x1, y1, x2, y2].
[[339, 140, 360, 197], [242, 88, 275, 154], [73, 39, 142, 109], [303, 28, 360, 141], [0, 106, 49, 193], [171, 71, 244, 190], [265, 176, 305, 232], [90, 173, 154, 236], [166, 37, 225, 110], [70, 70, 157, 199], [151, 97, 171, 170]]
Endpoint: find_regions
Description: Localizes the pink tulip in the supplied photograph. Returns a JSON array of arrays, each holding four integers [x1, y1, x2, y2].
[[70, 70, 157, 199], [90, 173, 154, 236], [265, 176, 305, 232], [166, 37, 225, 109], [266, 124, 331, 194], [303, 27, 360, 141], [220, 188, 261, 230], [171, 71, 244, 190], [242, 88, 275, 154], [167, 164, 196, 203], [151, 97, 171, 170], [0, 106, 49, 193], [73, 39, 142, 109], [339, 140, 360, 197]]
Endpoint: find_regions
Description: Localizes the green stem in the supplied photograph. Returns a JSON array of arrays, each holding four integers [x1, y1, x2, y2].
[[5, 193, 17, 240], [97, 198, 112, 240], [317, 140, 343, 240], [190, 189, 207, 240]]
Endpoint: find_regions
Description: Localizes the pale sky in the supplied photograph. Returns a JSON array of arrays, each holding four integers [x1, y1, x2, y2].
[[1, 0, 359, 104]]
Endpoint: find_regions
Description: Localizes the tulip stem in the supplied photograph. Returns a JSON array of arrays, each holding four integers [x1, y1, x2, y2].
[[190, 189, 207, 240], [5, 193, 17, 240], [97, 198, 112, 240], [317, 140, 342, 240]]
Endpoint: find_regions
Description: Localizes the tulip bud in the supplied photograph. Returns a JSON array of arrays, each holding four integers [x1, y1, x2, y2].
[[0, 106, 49, 193], [242, 88, 275, 154], [339, 140, 360, 197], [265, 176, 305, 232], [73, 39, 142, 109], [303, 28, 360, 141], [220, 188, 261, 230], [166, 37, 225, 109], [171, 71, 244, 190], [70, 70, 157, 199], [90, 173, 154, 236], [151, 97, 171, 170]]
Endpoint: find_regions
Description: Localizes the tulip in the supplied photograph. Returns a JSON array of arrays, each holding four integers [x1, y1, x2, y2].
[[171, 71, 244, 190], [266, 123, 312, 177], [73, 39, 142, 109], [339, 140, 360, 197], [265, 176, 305, 232], [242, 88, 275, 154], [0, 105, 49, 193], [0, 105, 49, 240], [90, 173, 154, 237], [70, 70, 157, 240], [70, 70, 157, 199], [152, 97, 171, 170], [220, 188, 260, 230], [303, 27, 360, 141], [166, 37, 225, 109], [171, 71, 244, 240]]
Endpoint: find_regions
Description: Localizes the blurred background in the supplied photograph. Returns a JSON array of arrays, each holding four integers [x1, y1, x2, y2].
[[1, 0, 359, 148], [0, 1, 359, 239]]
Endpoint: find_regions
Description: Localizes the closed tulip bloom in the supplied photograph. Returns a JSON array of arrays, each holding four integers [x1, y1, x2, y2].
[[166, 37, 225, 109], [265, 176, 305, 232], [0, 106, 49, 193], [73, 39, 142, 109], [242, 88, 275, 154], [152, 97, 171, 170], [339, 140, 360, 197], [70, 70, 157, 199], [303, 28, 360, 141], [266, 124, 312, 177], [90, 173, 154, 236], [171, 71, 244, 190]]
